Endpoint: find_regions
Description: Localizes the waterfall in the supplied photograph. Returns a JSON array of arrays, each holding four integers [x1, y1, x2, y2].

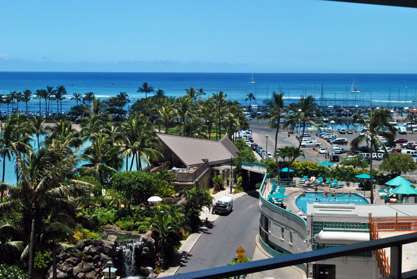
[[120, 239, 143, 277]]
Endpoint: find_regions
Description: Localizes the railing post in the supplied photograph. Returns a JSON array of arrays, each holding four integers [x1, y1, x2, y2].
[[390, 245, 402, 279]]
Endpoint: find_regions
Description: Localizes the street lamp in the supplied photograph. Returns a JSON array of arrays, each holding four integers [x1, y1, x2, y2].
[[265, 135, 269, 156]]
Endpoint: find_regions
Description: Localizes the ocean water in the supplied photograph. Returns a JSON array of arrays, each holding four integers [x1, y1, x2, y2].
[[0, 72, 417, 109]]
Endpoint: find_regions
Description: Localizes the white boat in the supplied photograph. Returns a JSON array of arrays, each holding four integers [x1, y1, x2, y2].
[[351, 81, 360, 93], [249, 73, 256, 84]]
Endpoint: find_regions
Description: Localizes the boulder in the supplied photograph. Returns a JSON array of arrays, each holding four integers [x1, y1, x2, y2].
[[85, 270, 98, 279], [64, 256, 80, 266], [74, 261, 94, 275]]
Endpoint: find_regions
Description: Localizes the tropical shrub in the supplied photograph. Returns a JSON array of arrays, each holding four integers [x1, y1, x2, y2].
[[212, 175, 224, 192], [111, 171, 175, 205], [292, 160, 369, 182], [151, 205, 184, 268], [234, 176, 243, 193], [234, 139, 257, 168], [380, 153, 417, 175], [72, 227, 99, 242], [82, 207, 117, 226], [183, 186, 212, 232], [0, 264, 27, 279], [34, 250, 52, 271]]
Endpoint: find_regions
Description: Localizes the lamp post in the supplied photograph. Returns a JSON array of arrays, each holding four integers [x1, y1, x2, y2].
[[265, 135, 269, 157], [230, 156, 233, 194]]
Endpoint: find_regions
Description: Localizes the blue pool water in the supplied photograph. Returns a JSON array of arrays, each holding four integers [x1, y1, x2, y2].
[[296, 192, 369, 214]]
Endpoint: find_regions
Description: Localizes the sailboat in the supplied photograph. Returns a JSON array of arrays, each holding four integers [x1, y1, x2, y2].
[[351, 81, 360, 93], [249, 73, 256, 84]]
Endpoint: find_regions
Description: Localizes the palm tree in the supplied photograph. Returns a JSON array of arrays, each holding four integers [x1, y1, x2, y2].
[[245, 92, 256, 107], [82, 133, 121, 186], [212, 91, 227, 139], [276, 146, 304, 164], [72, 92, 82, 106], [268, 92, 284, 160], [23, 90, 32, 115], [199, 100, 216, 139], [137, 82, 154, 99], [177, 96, 192, 136], [0, 115, 31, 182], [351, 109, 395, 204], [29, 117, 45, 151], [83, 92, 95, 105], [55, 85, 67, 114], [35, 89, 46, 116], [46, 86, 55, 116], [46, 120, 81, 150], [286, 96, 318, 151], [120, 115, 161, 171], [154, 89, 165, 99], [159, 104, 177, 133], [151, 205, 184, 268], [0, 146, 90, 277], [4, 94, 12, 115]]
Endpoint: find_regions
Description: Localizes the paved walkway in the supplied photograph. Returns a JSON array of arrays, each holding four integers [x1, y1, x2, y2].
[[158, 190, 248, 277]]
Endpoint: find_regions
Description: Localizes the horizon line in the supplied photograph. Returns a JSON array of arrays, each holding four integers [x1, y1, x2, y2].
[[0, 70, 417, 75]]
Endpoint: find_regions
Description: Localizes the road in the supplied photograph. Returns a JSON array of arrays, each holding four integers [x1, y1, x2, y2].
[[176, 193, 260, 274]]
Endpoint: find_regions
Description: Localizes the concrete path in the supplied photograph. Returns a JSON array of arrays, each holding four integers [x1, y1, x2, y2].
[[175, 193, 260, 274]]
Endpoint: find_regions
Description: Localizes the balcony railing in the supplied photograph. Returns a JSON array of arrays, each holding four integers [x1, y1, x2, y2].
[[173, 164, 209, 183], [162, 231, 417, 279]]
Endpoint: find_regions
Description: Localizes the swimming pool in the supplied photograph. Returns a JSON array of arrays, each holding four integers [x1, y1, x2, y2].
[[295, 192, 369, 214]]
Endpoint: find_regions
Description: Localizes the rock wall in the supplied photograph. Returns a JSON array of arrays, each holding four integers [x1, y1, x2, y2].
[[46, 239, 122, 279]]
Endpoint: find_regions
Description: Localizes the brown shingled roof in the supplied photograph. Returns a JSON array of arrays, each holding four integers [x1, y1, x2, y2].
[[157, 133, 239, 167]]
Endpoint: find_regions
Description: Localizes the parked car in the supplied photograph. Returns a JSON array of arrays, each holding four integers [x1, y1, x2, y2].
[[251, 143, 258, 150], [398, 126, 407, 134], [395, 138, 408, 144], [347, 130, 354, 134], [331, 138, 348, 145], [212, 196, 233, 215], [339, 129, 346, 134], [301, 140, 320, 147], [332, 145, 344, 154], [319, 147, 328, 154]]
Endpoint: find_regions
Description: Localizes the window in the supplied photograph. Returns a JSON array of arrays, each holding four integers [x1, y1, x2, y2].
[[289, 231, 293, 244], [281, 227, 285, 239]]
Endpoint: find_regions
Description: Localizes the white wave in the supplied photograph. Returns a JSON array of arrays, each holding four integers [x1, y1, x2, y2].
[[372, 100, 413, 104]]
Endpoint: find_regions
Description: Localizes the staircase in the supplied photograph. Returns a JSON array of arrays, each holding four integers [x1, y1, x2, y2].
[[369, 216, 390, 278]]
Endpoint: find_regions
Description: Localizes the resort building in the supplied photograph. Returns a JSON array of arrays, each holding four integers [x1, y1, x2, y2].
[[157, 133, 239, 187], [258, 176, 417, 279]]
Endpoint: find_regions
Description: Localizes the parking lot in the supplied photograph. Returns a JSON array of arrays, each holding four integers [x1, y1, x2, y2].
[[247, 119, 417, 166]]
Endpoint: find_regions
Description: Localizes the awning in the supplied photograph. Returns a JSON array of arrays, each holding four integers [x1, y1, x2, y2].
[[385, 176, 411, 188], [391, 183, 417, 196], [355, 173, 372, 180], [280, 167, 295, 173], [314, 230, 370, 245]]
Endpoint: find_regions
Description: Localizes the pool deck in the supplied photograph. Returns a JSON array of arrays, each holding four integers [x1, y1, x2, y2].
[[264, 177, 376, 216]]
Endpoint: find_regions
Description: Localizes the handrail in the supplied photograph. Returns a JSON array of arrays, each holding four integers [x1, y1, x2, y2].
[[163, 232, 417, 279], [259, 175, 307, 227]]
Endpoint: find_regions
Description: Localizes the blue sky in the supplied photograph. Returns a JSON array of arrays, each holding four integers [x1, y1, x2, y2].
[[1, 0, 416, 73]]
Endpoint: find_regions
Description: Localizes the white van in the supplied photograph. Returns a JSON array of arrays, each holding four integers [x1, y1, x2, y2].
[[401, 149, 417, 157], [398, 126, 407, 134], [212, 196, 233, 215]]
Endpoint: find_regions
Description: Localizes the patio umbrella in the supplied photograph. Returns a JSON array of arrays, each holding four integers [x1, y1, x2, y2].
[[147, 196, 163, 203], [280, 167, 295, 173], [385, 176, 411, 188], [319, 161, 335, 167], [391, 183, 417, 196], [355, 173, 372, 180]]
